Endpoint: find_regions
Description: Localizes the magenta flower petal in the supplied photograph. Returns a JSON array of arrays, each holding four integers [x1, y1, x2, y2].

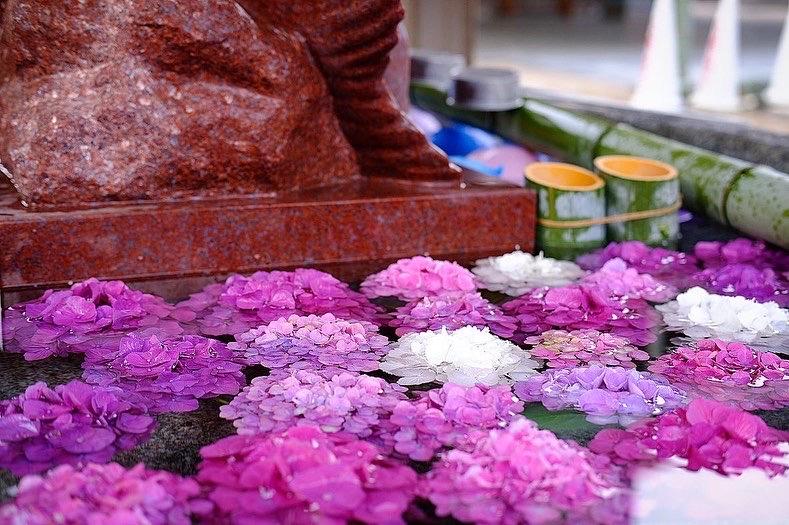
[[0, 381, 155, 476], [197, 427, 417, 524], [361, 256, 478, 301], [178, 269, 385, 337], [0, 463, 210, 523], [589, 398, 789, 477]]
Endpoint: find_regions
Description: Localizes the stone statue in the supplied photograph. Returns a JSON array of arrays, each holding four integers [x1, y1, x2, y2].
[[0, 0, 457, 208]]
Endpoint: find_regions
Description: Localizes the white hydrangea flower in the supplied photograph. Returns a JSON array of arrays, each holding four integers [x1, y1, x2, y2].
[[472, 251, 584, 296], [380, 326, 541, 386], [657, 287, 789, 350]]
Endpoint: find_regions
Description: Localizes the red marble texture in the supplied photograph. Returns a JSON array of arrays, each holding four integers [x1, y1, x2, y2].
[[0, 0, 456, 209], [0, 175, 535, 291]]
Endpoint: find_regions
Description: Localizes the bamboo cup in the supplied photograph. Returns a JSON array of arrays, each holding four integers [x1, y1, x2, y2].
[[525, 162, 606, 260]]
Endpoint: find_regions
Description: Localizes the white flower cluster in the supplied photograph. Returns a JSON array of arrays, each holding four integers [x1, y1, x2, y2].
[[657, 287, 789, 349], [472, 251, 584, 296], [380, 326, 540, 386]]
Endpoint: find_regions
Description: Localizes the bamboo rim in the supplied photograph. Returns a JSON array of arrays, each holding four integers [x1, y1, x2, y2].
[[525, 162, 604, 192], [594, 155, 677, 182]]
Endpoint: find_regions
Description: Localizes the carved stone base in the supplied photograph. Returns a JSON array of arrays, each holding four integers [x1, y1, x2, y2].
[[0, 175, 535, 292]]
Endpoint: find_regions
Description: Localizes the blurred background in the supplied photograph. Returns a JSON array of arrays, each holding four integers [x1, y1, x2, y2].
[[402, 0, 789, 134]]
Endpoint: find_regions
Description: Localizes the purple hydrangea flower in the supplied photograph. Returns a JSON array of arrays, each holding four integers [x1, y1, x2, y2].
[[197, 426, 418, 524], [0, 381, 155, 476], [581, 258, 677, 303], [388, 383, 523, 461], [515, 366, 687, 425], [82, 334, 245, 413], [360, 256, 478, 301], [230, 313, 389, 374], [177, 269, 385, 337], [577, 241, 697, 288], [691, 263, 789, 307], [524, 329, 651, 369], [648, 339, 789, 410], [388, 293, 517, 338], [2, 279, 191, 361], [502, 285, 661, 346], [420, 418, 631, 525], [219, 371, 407, 451], [590, 398, 789, 477], [0, 463, 212, 525], [694, 238, 789, 271]]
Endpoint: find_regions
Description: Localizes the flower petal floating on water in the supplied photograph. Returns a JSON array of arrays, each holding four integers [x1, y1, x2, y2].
[[231, 313, 389, 375], [420, 418, 631, 525], [515, 366, 687, 426], [577, 241, 697, 288], [388, 383, 523, 461], [0, 463, 211, 525], [694, 238, 789, 271], [197, 426, 417, 524], [380, 326, 540, 386], [220, 370, 406, 452], [524, 329, 650, 369], [648, 338, 789, 410], [0, 381, 155, 476], [503, 285, 661, 347], [691, 263, 789, 307], [81, 334, 245, 413], [582, 258, 677, 303], [472, 250, 584, 296], [2, 278, 189, 361], [360, 256, 478, 301], [589, 398, 789, 477], [388, 292, 517, 339], [656, 287, 788, 350], [178, 269, 385, 337]]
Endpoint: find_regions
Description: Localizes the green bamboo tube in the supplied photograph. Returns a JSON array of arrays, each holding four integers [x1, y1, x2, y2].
[[594, 156, 680, 247], [409, 83, 789, 247], [594, 123, 750, 225], [725, 165, 789, 249], [495, 100, 612, 169], [409, 82, 495, 129], [525, 162, 607, 260]]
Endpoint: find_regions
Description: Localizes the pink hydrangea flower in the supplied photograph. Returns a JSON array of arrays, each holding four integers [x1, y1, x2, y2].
[[197, 426, 417, 524], [219, 371, 406, 451], [178, 269, 385, 337], [388, 293, 517, 338], [691, 263, 789, 307], [648, 339, 789, 410], [0, 463, 211, 525], [230, 313, 389, 374], [515, 366, 686, 425], [420, 418, 631, 525], [389, 383, 523, 461], [0, 381, 155, 476], [577, 241, 697, 288], [82, 334, 245, 413], [582, 258, 677, 303], [694, 238, 789, 270], [502, 285, 661, 346], [589, 398, 789, 477], [360, 256, 478, 301], [524, 329, 650, 369], [2, 279, 191, 361]]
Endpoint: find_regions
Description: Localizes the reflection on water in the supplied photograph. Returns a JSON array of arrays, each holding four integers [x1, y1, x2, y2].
[[633, 458, 789, 525]]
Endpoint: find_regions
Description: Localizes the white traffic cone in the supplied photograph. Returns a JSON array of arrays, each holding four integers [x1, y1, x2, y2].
[[764, 4, 789, 109], [690, 0, 742, 112], [630, 0, 684, 113]]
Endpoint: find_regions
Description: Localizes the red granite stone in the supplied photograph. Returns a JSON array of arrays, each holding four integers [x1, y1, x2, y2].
[[0, 0, 457, 209], [0, 175, 535, 291]]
